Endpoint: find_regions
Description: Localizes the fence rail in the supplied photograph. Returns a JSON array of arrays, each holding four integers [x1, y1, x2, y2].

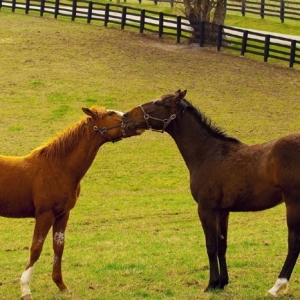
[[1, 0, 300, 67], [152, 0, 300, 23], [226, 0, 300, 23]]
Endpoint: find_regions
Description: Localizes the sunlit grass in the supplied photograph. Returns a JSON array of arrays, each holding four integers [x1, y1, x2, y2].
[[0, 10, 299, 300]]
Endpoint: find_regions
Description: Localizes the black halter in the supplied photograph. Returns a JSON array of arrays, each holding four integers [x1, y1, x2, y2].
[[87, 122, 127, 143], [139, 101, 186, 133]]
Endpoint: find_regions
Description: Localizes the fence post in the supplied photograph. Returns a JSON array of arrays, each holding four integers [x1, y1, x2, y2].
[[199, 21, 205, 47], [87, 1, 93, 23], [241, 30, 248, 56], [71, 0, 77, 21], [54, 0, 59, 18], [158, 12, 163, 38], [289, 40, 296, 68], [104, 4, 110, 26], [0, 0, 2, 10], [40, 0, 45, 17], [176, 16, 181, 43], [25, 0, 30, 14], [280, 0, 284, 23], [260, 0, 265, 19], [121, 6, 127, 29], [242, 0, 246, 16], [140, 9, 145, 33], [264, 35, 270, 62], [12, 0, 16, 12], [216, 25, 223, 51]]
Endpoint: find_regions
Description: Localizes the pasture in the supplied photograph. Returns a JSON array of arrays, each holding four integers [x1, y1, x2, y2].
[[1, 10, 300, 299]]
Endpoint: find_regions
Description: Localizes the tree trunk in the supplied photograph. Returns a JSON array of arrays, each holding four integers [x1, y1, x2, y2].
[[183, 0, 226, 44], [213, 0, 226, 25]]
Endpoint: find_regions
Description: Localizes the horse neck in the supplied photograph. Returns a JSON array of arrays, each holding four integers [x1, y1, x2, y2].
[[35, 122, 107, 181], [166, 110, 230, 170], [68, 129, 106, 178]]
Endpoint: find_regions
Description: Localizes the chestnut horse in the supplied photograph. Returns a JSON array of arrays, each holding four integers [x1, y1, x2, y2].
[[122, 89, 300, 297], [0, 106, 141, 299]]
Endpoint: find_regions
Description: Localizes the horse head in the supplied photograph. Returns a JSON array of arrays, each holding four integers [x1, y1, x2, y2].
[[122, 89, 187, 133], [82, 107, 143, 143]]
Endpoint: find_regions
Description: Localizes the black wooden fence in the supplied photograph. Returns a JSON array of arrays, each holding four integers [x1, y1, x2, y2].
[[0, 0, 299, 67], [226, 0, 300, 23], [153, 0, 300, 23]]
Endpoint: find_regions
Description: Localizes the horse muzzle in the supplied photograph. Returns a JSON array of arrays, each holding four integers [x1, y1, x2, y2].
[[122, 121, 145, 136]]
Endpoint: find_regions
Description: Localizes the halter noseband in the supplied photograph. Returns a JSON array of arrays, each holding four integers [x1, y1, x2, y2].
[[139, 101, 185, 133], [87, 122, 127, 143]]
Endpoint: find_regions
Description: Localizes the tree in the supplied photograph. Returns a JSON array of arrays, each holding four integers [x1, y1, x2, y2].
[[182, 0, 226, 44]]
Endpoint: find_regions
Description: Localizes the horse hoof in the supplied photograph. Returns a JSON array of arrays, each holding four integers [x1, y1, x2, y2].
[[21, 294, 33, 300], [204, 284, 220, 292], [265, 291, 277, 297]]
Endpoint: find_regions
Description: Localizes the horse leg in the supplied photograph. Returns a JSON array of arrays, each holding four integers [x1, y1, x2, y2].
[[217, 211, 229, 288], [52, 212, 70, 292], [20, 211, 55, 299], [267, 203, 300, 297], [198, 207, 220, 291]]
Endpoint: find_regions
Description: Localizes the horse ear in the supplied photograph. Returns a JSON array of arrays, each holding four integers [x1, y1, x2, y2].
[[174, 90, 187, 102], [81, 107, 92, 116], [82, 107, 96, 118]]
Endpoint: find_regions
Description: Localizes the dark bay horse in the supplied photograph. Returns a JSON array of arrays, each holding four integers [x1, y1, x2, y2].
[[122, 89, 300, 297], [0, 106, 142, 299]]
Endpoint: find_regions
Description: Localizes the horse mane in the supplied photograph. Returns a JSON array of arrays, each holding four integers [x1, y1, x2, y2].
[[179, 99, 240, 143], [31, 107, 106, 160]]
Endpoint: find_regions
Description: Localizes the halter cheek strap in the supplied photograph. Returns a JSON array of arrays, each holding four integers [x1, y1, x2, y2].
[[87, 122, 127, 143], [139, 102, 185, 133]]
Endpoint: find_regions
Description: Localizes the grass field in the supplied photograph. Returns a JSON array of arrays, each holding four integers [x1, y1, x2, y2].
[[0, 9, 300, 300]]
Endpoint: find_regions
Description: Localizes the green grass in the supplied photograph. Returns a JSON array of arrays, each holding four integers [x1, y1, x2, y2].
[[0, 9, 300, 300], [225, 13, 300, 36]]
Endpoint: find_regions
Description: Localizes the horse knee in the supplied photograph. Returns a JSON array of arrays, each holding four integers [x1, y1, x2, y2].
[[206, 244, 218, 259]]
